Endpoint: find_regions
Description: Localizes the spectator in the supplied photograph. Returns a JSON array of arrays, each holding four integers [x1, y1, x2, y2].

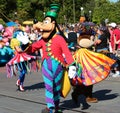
[[66, 26, 78, 51], [94, 26, 109, 52], [108, 23, 120, 77]]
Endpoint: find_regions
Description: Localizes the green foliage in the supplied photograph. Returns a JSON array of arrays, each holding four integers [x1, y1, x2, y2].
[[0, 0, 120, 24], [93, 0, 120, 24], [0, 18, 6, 26]]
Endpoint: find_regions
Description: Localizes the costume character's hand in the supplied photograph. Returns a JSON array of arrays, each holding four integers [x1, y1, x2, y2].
[[68, 65, 83, 86], [68, 65, 77, 79], [16, 32, 29, 45]]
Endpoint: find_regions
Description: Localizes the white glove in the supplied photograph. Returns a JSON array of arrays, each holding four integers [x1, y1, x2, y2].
[[68, 66, 77, 79], [16, 32, 29, 45]]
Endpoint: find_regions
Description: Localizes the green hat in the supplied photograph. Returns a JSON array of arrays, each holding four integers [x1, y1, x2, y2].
[[45, 4, 60, 19], [45, 11, 58, 19], [50, 4, 60, 12]]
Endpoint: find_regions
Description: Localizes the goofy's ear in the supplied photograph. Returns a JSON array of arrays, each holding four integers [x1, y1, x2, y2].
[[52, 20, 56, 24]]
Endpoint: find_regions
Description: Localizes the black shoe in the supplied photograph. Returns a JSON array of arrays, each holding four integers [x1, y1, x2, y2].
[[71, 92, 78, 104]]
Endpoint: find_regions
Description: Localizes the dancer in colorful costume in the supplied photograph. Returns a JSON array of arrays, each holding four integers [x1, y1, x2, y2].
[[25, 4, 75, 113], [0, 24, 14, 65], [69, 24, 115, 105], [6, 29, 39, 91]]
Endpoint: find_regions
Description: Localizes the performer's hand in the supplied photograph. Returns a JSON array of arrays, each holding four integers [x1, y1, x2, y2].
[[68, 65, 77, 79], [16, 32, 30, 45]]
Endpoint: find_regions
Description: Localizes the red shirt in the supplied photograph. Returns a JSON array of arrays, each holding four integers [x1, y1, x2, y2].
[[26, 34, 74, 67], [110, 28, 120, 50]]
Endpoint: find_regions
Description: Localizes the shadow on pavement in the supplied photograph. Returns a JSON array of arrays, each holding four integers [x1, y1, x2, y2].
[[60, 89, 119, 112], [24, 82, 45, 90], [93, 89, 119, 101], [60, 95, 91, 112]]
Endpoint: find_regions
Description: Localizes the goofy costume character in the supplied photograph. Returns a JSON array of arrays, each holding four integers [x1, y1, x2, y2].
[[25, 4, 75, 113]]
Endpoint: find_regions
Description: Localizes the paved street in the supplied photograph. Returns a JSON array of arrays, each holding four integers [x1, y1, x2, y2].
[[0, 65, 120, 113]]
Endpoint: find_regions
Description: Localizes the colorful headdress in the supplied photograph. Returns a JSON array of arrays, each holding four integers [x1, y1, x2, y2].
[[45, 4, 60, 19]]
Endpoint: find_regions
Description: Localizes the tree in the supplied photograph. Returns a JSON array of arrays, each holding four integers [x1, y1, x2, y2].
[[92, 0, 120, 24], [0, 0, 17, 22], [1, 0, 120, 24]]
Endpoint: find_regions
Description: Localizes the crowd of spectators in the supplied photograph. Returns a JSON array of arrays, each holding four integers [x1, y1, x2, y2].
[[0, 20, 120, 77]]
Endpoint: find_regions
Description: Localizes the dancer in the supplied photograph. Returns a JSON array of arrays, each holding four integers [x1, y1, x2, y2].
[[25, 4, 75, 113], [0, 24, 14, 65], [69, 24, 115, 105], [6, 29, 38, 91]]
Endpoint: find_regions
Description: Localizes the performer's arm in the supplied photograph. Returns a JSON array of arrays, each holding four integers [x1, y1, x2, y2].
[[25, 40, 42, 54], [15, 46, 23, 53]]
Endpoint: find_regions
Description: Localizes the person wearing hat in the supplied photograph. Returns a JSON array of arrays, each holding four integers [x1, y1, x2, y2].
[[94, 26, 109, 53], [108, 22, 120, 77], [108, 22, 119, 53], [25, 4, 76, 113]]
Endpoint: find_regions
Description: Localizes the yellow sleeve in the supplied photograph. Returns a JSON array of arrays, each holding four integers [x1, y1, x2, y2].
[[10, 38, 20, 50]]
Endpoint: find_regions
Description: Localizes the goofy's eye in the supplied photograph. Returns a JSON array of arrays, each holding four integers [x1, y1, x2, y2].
[[43, 20, 50, 24]]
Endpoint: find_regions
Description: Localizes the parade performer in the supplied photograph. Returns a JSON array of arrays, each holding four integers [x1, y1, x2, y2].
[[69, 24, 115, 104], [25, 4, 75, 113], [6, 29, 39, 92], [0, 38, 14, 65], [0, 24, 14, 65]]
